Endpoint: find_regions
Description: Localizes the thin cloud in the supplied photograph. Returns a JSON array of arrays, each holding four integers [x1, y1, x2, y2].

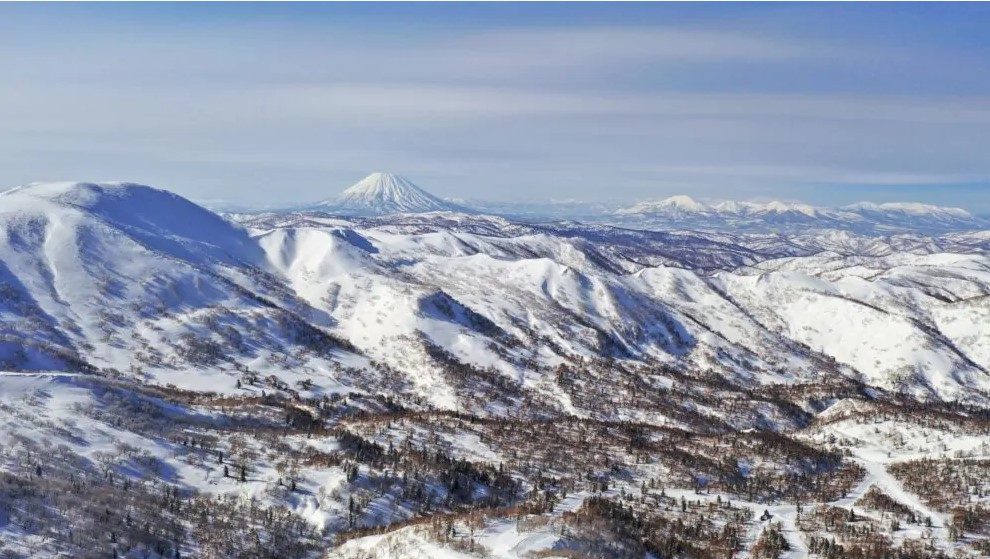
[[0, 4, 988, 209]]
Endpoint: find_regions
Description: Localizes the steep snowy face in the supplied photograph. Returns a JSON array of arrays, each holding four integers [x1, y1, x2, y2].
[[316, 172, 466, 215]]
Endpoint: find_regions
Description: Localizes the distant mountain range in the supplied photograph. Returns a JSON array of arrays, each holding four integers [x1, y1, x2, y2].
[[253, 172, 989, 235], [606, 194, 985, 234]]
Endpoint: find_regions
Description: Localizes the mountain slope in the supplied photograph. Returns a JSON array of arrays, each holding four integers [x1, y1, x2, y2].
[[0, 181, 359, 384]]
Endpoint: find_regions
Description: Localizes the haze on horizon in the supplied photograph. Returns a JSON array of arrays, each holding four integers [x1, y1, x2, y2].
[[1, 3, 989, 211]]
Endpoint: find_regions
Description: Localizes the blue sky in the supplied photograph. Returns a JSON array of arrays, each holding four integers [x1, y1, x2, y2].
[[1, 3, 989, 210]]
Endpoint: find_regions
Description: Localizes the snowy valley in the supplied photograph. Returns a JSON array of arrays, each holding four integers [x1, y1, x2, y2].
[[3, 176, 990, 558]]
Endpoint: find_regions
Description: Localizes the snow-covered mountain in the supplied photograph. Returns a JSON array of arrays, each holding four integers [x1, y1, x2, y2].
[[0, 181, 355, 376], [610, 195, 985, 234], [615, 194, 713, 216], [5, 181, 990, 558], [313, 172, 468, 216]]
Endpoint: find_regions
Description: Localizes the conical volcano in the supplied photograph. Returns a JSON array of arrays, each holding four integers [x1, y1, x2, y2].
[[316, 172, 467, 215]]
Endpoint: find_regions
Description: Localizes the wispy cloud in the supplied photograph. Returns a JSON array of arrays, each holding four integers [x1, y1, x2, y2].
[[0, 4, 988, 209]]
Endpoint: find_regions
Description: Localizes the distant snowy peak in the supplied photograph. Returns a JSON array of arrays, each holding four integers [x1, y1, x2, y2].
[[616, 196, 820, 218], [315, 172, 469, 216], [617, 195, 972, 219], [842, 201, 973, 219], [759, 200, 819, 217], [612, 195, 984, 233], [615, 195, 709, 215]]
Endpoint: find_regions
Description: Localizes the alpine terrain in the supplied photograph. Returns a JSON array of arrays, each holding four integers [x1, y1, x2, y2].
[[3, 178, 990, 559]]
